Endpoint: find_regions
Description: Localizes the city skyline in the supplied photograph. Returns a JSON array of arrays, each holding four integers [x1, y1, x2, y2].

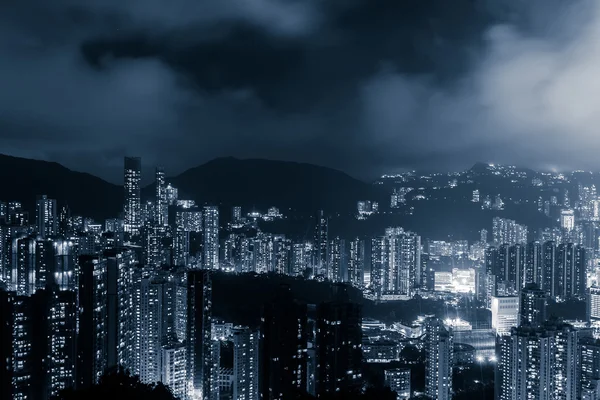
[[5, 0, 600, 399]]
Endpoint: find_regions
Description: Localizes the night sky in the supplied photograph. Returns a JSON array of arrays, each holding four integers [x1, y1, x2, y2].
[[2, 0, 599, 183]]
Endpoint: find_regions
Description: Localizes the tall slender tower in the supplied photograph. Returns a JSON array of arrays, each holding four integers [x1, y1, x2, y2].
[[203, 206, 219, 270], [35, 195, 57, 238], [124, 157, 142, 234], [187, 270, 213, 399], [424, 318, 453, 400], [260, 285, 309, 399], [155, 167, 168, 226], [314, 210, 328, 277]]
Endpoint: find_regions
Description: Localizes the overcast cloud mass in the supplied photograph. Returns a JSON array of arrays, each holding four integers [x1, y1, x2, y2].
[[1, 0, 599, 182]]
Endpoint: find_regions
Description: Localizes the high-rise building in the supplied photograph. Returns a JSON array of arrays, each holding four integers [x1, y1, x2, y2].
[[384, 368, 411, 400], [291, 242, 312, 276], [328, 237, 346, 282], [519, 283, 547, 327], [579, 337, 600, 399], [187, 270, 213, 399], [588, 286, 600, 323], [124, 157, 142, 234], [315, 286, 363, 397], [556, 243, 586, 300], [260, 285, 309, 399], [233, 327, 259, 400], [47, 288, 77, 398], [491, 296, 519, 336], [526, 241, 543, 286], [232, 206, 242, 223], [542, 241, 557, 297], [348, 238, 365, 287], [560, 209, 576, 231], [35, 195, 57, 239], [155, 167, 168, 227], [0, 289, 47, 399], [161, 342, 188, 400], [424, 318, 453, 400], [492, 217, 527, 246], [497, 321, 578, 400], [372, 228, 421, 299], [105, 248, 136, 371], [203, 206, 220, 270], [77, 255, 107, 389], [314, 210, 329, 277]]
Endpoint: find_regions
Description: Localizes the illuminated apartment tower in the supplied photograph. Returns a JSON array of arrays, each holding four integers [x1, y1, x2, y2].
[[35, 195, 57, 239], [555, 243, 586, 300], [588, 286, 600, 323], [315, 286, 363, 397], [77, 255, 108, 389], [105, 248, 136, 371], [348, 238, 365, 287], [161, 342, 188, 400], [46, 287, 77, 398], [124, 156, 142, 234], [155, 167, 168, 226], [497, 321, 578, 400], [519, 283, 547, 327], [384, 368, 411, 400], [314, 210, 329, 277], [203, 206, 220, 270], [424, 318, 453, 400], [233, 327, 260, 400], [0, 289, 46, 399], [579, 337, 600, 398], [260, 285, 309, 399], [328, 237, 346, 282], [132, 270, 171, 384], [187, 270, 213, 399]]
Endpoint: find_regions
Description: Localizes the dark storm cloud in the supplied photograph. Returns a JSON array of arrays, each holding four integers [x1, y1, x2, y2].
[[1, 0, 598, 182]]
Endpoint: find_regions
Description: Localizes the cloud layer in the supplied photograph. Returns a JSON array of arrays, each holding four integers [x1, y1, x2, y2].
[[1, 0, 599, 182]]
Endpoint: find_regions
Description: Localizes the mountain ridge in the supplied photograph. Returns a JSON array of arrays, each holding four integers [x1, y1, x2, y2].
[[0, 154, 380, 219]]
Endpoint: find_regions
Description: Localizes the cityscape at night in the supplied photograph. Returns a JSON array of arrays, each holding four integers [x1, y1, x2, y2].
[[4, 0, 600, 399], [3, 157, 600, 399]]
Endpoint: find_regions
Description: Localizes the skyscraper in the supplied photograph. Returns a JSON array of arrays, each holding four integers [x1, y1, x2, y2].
[[348, 238, 365, 287], [588, 286, 600, 323], [519, 283, 547, 327], [155, 167, 168, 227], [203, 206, 219, 270], [260, 285, 309, 399], [233, 327, 259, 400], [105, 248, 136, 371], [556, 243, 586, 300], [35, 195, 57, 239], [315, 285, 363, 397], [77, 255, 107, 389], [491, 296, 519, 336], [47, 288, 77, 398], [424, 318, 453, 400], [314, 210, 328, 277], [124, 157, 142, 235], [384, 368, 411, 400], [497, 321, 578, 400], [579, 337, 600, 398], [161, 342, 188, 400], [187, 270, 213, 399], [328, 237, 346, 282]]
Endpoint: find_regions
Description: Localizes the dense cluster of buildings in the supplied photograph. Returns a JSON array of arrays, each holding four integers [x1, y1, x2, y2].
[[6, 158, 600, 399]]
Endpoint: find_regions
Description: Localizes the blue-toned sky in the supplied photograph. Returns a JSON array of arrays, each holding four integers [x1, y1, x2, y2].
[[1, 0, 599, 182]]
